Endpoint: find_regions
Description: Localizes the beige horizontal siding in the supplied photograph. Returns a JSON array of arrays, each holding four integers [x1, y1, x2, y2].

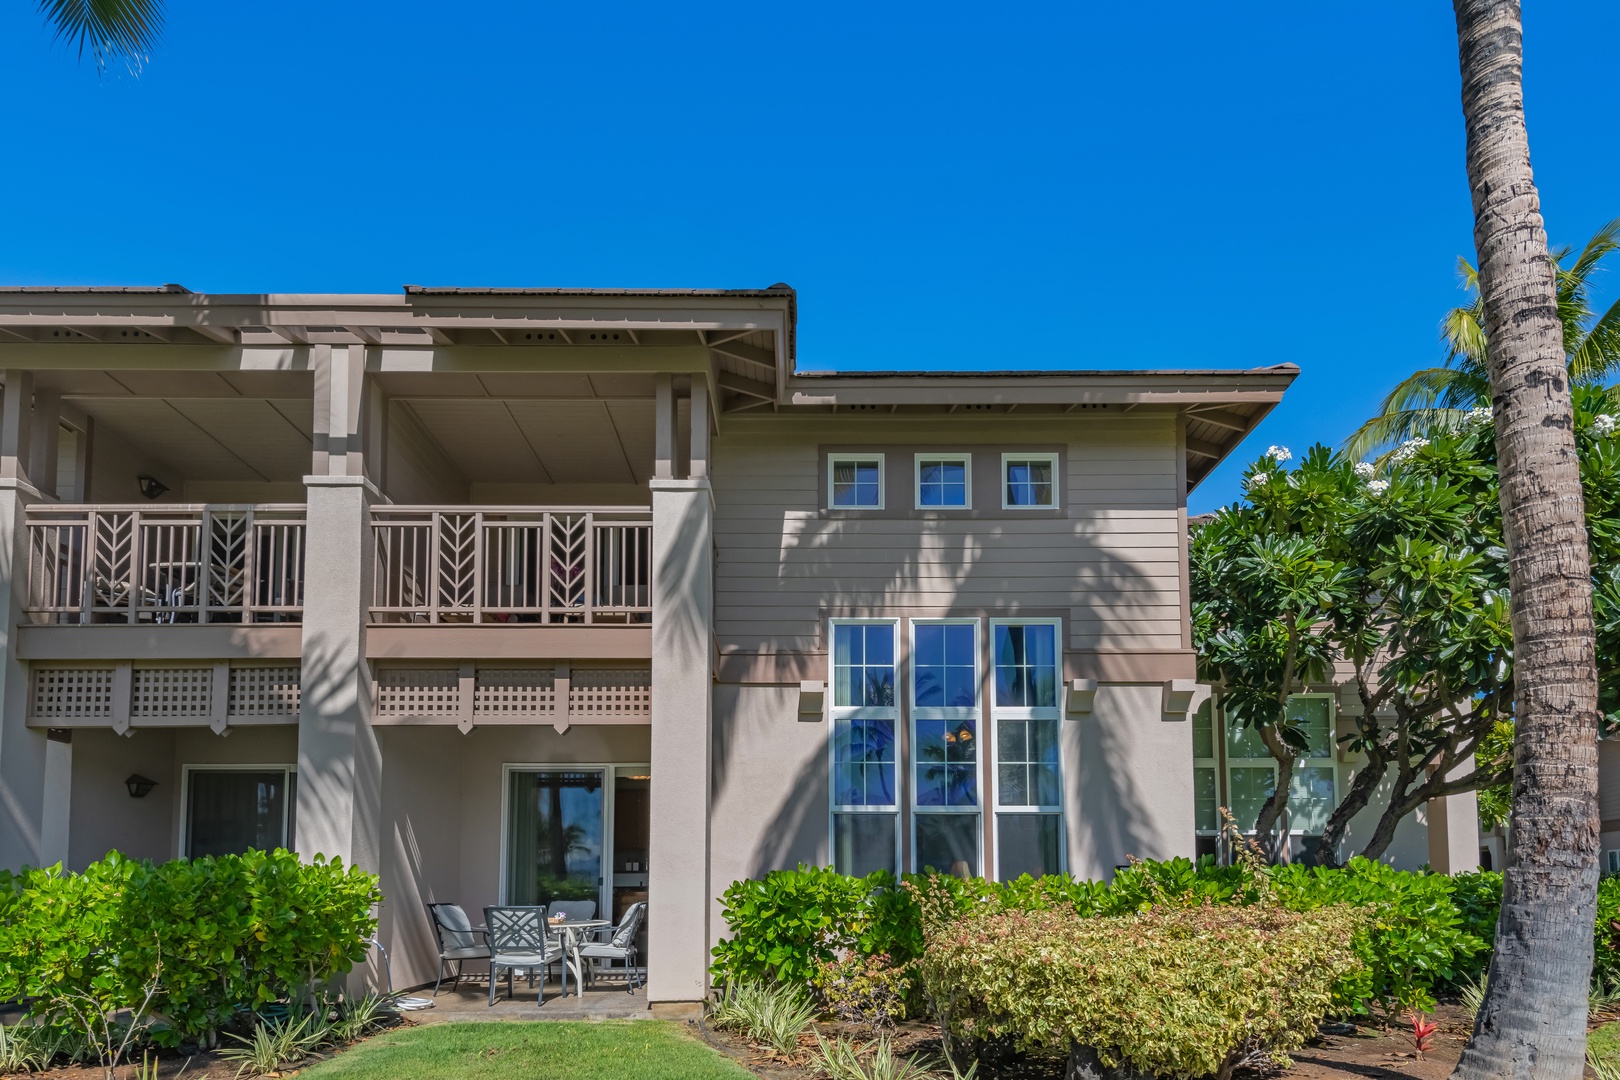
[[711, 413, 1187, 658]]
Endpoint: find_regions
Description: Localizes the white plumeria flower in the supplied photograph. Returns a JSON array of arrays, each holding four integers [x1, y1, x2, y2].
[[1266, 445, 1292, 463], [1243, 472, 1266, 491], [1366, 479, 1390, 497], [1354, 462, 1376, 480], [1593, 414, 1618, 437], [1467, 406, 1493, 425], [1390, 437, 1430, 465]]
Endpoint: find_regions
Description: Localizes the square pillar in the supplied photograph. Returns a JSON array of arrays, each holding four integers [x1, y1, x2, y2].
[[647, 477, 714, 1008], [0, 373, 47, 870], [1427, 758, 1482, 874]]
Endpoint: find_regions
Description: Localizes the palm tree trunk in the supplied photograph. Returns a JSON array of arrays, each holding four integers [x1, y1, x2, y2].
[[1449, 4, 1601, 1080]]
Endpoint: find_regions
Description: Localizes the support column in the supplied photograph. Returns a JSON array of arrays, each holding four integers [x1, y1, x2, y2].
[[0, 372, 48, 870], [296, 347, 381, 881], [647, 476, 714, 1009], [1426, 759, 1482, 874]]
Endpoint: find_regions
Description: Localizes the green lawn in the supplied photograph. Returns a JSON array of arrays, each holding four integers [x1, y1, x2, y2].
[[1591, 1020, 1620, 1066], [297, 1021, 753, 1080]]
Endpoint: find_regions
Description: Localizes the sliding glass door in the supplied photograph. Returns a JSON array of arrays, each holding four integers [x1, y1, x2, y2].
[[505, 769, 606, 910]]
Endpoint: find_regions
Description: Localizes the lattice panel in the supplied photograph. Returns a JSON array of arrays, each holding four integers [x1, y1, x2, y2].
[[474, 668, 557, 717], [132, 668, 213, 717], [376, 668, 460, 716], [229, 666, 301, 716], [569, 667, 652, 719], [32, 667, 116, 719]]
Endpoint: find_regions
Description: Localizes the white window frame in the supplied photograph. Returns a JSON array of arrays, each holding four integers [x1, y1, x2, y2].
[[1000, 452, 1060, 510], [827, 453, 886, 510], [1609, 850, 1620, 875], [828, 618, 902, 875], [908, 618, 982, 875], [1221, 693, 1339, 837], [913, 453, 972, 511], [989, 617, 1066, 880], [1192, 699, 1221, 839], [178, 763, 297, 859]]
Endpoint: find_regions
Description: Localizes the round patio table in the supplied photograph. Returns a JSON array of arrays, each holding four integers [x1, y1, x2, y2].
[[550, 918, 612, 997]]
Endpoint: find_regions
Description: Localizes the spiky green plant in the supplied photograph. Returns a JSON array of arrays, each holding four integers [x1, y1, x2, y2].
[[708, 980, 818, 1057]]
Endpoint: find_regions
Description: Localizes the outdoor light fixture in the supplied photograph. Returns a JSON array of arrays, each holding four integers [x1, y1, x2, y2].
[[137, 475, 169, 500], [124, 774, 157, 799]]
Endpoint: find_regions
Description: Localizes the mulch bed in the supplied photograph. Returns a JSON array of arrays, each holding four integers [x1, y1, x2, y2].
[[697, 1003, 1608, 1080]]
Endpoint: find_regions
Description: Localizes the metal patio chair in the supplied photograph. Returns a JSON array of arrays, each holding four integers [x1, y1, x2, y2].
[[484, 905, 566, 1006], [578, 901, 646, 992], [546, 899, 597, 924], [426, 902, 491, 996]]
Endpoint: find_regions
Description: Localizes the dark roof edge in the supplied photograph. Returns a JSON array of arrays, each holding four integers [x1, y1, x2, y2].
[[792, 363, 1299, 379], [401, 284, 796, 299]]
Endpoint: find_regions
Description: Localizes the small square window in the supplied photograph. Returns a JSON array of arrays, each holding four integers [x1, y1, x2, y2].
[[1002, 454, 1058, 509], [915, 455, 971, 509], [829, 455, 884, 509]]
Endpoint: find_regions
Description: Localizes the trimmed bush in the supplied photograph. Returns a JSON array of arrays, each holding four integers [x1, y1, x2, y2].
[[0, 849, 380, 1048], [913, 879, 1366, 1080]]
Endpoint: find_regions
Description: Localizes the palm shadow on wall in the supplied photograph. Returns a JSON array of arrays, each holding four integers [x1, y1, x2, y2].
[[709, 497, 1176, 881]]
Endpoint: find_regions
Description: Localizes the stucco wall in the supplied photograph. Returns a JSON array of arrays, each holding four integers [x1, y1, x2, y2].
[[66, 725, 299, 869]]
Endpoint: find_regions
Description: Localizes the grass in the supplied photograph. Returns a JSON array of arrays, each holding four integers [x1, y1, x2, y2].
[[1591, 1020, 1620, 1068], [297, 1020, 754, 1080]]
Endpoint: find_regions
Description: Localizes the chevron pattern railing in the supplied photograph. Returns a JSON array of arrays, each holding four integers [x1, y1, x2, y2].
[[369, 507, 652, 625], [24, 505, 306, 625]]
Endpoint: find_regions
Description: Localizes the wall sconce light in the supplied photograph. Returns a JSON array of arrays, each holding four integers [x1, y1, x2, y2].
[[124, 774, 157, 799], [137, 476, 169, 500]]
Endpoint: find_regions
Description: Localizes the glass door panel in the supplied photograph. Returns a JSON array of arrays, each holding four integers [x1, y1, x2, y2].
[[506, 769, 606, 915]]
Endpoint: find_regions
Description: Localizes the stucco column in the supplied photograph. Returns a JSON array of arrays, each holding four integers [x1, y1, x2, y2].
[[0, 479, 46, 871], [295, 475, 380, 873], [296, 344, 382, 877], [647, 476, 714, 1009], [1426, 758, 1482, 874]]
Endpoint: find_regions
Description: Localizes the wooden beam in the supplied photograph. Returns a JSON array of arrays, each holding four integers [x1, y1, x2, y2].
[[716, 370, 776, 401], [1187, 407, 1249, 432], [708, 338, 776, 372], [425, 327, 455, 346], [1185, 436, 1225, 460], [186, 323, 238, 345], [343, 325, 382, 345]]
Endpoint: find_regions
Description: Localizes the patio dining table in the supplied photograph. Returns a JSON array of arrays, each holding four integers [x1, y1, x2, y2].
[[543, 916, 612, 998]]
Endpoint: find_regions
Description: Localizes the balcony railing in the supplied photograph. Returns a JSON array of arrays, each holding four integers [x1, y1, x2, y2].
[[369, 507, 652, 624], [25, 505, 306, 625]]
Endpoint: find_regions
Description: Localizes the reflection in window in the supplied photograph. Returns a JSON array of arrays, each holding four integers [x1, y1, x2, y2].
[[830, 457, 883, 508], [914, 622, 976, 708], [1004, 456, 1056, 508], [994, 623, 1057, 708], [830, 621, 900, 876], [833, 623, 896, 707], [991, 620, 1063, 880], [918, 458, 968, 508]]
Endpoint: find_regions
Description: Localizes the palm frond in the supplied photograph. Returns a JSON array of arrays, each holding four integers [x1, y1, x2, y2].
[[39, 0, 164, 72], [1570, 294, 1620, 384], [1344, 407, 1472, 461], [1562, 219, 1620, 290], [1442, 300, 1488, 368]]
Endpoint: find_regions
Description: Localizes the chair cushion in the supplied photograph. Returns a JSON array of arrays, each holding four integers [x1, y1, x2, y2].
[[443, 946, 490, 961], [492, 949, 558, 965], [578, 943, 630, 960]]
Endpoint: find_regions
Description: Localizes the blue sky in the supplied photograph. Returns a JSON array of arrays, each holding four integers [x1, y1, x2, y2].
[[2, 2, 1616, 512]]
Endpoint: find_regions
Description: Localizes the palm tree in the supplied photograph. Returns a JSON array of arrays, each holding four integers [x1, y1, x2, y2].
[[39, 0, 165, 72], [1346, 219, 1620, 459], [1448, 4, 1601, 1080]]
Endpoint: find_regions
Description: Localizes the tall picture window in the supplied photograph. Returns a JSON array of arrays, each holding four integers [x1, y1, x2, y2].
[[990, 619, 1064, 879], [829, 619, 900, 875], [910, 619, 980, 875]]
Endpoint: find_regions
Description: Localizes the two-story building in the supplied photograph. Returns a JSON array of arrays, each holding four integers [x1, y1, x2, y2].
[[0, 285, 1478, 1010]]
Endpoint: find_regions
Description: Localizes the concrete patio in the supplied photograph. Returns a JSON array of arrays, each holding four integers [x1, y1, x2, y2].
[[399, 970, 652, 1023]]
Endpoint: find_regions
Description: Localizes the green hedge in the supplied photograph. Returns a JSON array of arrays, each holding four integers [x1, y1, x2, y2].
[[0, 849, 380, 1046], [712, 857, 1620, 1015]]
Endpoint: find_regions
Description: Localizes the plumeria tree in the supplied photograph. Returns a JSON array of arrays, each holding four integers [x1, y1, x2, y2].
[[1192, 388, 1620, 863]]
